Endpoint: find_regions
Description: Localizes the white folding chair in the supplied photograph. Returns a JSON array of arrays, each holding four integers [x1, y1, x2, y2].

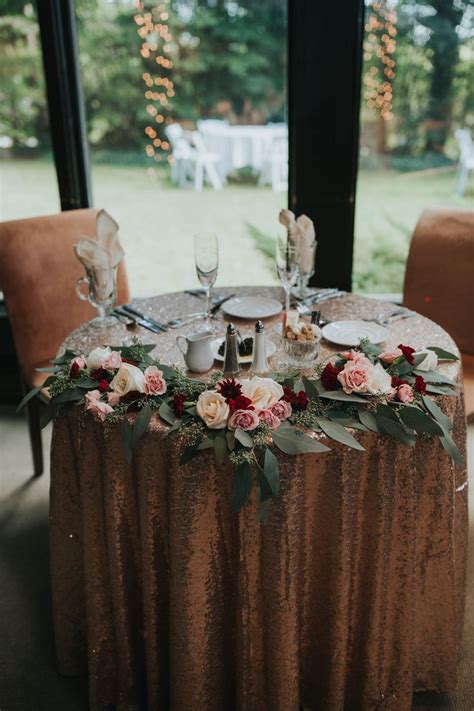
[[258, 135, 288, 192], [455, 128, 474, 196], [190, 132, 223, 191]]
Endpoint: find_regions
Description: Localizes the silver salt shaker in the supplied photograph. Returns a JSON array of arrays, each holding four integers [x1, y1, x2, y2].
[[223, 323, 241, 377], [250, 320, 269, 376]]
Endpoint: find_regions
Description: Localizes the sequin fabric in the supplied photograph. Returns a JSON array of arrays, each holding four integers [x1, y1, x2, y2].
[[50, 289, 468, 710]]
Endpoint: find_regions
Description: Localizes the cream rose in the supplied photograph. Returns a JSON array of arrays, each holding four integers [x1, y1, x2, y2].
[[196, 390, 229, 429], [110, 363, 146, 396], [87, 346, 112, 371], [241, 376, 284, 411], [366, 363, 393, 395], [413, 349, 438, 372]]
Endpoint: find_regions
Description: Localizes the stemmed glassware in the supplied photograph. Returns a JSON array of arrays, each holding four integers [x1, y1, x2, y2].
[[276, 234, 299, 312], [194, 232, 219, 330], [297, 241, 317, 299]]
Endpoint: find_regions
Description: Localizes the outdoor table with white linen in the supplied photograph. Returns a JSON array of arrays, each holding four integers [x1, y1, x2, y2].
[[49, 287, 468, 711]]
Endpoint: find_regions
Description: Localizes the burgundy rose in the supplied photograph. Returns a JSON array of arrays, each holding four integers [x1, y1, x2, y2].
[[228, 395, 254, 413], [282, 387, 309, 411], [391, 375, 408, 388], [99, 378, 109, 392], [90, 367, 109, 381], [321, 363, 343, 391], [70, 362, 81, 379], [398, 344, 415, 365], [414, 375, 427, 394], [121, 357, 138, 366], [173, 393, 186, 417], [216, 378, 242, 401]]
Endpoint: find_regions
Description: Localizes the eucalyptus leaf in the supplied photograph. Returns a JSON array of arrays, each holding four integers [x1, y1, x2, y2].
[[214, 431, 227, 466], [232, 462, 253, 513], [76, 378, 104, 389], [35, 366, 58, 373], [425, 384, 457, 396], [327, 411, 368, 431], [16, 385, 42, 413], [159, 400, 177, 425], [359, 340, 382, 356], [422, 396, 453, 432], [398, 406, 443, 436], [319, 390, 368, 404], [357, 409, 379, 432], [439, 428, 464, 466], [316, 417, 365, 450], [53, 350, 77, 365], [197, 437, 214, 450], [257, 499, 272, 523], [302, 377, 319, 399], [180, 445, 202, 465], [272, 427, 330, 454], [122, 420, 134, 464], [235, 428, 254, 448], [257, 468, 274, 503], [376, 405, 416, 447], [226, 431, 235, 451], [131, 403, 152, 449], [40, 406, 55, 429], [392, 360, 414, 376], [427, 346, 458, 361], [52, 387, 84, 405], [264, 447, 280, 495], [413, 370, 456, 386]]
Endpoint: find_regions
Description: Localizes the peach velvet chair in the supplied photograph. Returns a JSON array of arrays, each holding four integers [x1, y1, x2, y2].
[[403, 208, 474, 417], [0, 209, 130, 476]]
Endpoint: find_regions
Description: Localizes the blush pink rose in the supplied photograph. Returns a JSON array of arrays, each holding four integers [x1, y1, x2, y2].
[[107, 391, 121, 406], [144, 366, 167, 395], [397, 383, 414, 403], [258, 409, 281, 430], [103, 350, 122, 370], [85, 390, 113, 421], [379, 348, 403, 365], [271, 400, 292, 421], [228, 409, 260, 431], [337, 362, 372, 394], [341, 350, 372, 367]]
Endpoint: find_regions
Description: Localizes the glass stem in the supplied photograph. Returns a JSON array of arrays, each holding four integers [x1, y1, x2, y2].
[[205, 287, 211, 327], [285, 287, 290, 313]]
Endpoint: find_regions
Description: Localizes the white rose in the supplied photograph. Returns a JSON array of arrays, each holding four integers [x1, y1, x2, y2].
[[366, 363, 393, 395], [110, 363, 146, 396], [241, 376, 284, 411], [413, 349, 438, 372], [296, 214, 316, 245], [196, 390, 229, 429], [87, 346, 112, 371]]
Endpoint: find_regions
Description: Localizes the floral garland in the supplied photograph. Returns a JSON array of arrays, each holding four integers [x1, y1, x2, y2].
[[20, 338, 462, 518]]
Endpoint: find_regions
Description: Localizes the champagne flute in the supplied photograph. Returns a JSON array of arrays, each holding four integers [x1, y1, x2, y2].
[[195, 232, 219, 330], [298, 241, 317, 298], [276, 234, 299, 312]]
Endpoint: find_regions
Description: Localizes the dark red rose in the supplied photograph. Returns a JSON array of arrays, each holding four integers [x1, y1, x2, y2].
[[282, 387, 309, 411], [122, 357, 138, 366], [99, 379, 109, 392], [173, 393, 186, 418], [414, 375, 427, 394], [70, 362, 80, 379], [228, 395, 254, 413], [398, 344, 415, 365], [90, 367, 109, 381], [216, 378, 242, 401], [295, 391, 309, 411], [120, 391, 145, 411], [391, 375, 408, 388], [321, 362, 343, 391]]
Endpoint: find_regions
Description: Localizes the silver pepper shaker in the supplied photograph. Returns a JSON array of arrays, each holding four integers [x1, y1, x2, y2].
[[250, 320, 269, 376], [223, 323, 241, 377]]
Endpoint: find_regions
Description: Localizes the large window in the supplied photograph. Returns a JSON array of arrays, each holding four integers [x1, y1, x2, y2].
[[75, 0, 287, 296], [354, 0, 474, 294], [0, 1, 59, 221]]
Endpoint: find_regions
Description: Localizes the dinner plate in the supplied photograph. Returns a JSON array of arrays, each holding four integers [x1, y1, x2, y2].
[[211, 337, 277, 364], [321, 320, 389, 347], [221, 296, 282, 319]]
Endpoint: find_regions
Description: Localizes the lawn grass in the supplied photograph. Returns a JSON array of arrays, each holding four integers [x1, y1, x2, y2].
[[1, 157, 472, 296]]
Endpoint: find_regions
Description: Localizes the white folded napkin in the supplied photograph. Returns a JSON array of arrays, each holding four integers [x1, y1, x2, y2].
[[74, 209, 124, 271], [279, 209, 316, 274]]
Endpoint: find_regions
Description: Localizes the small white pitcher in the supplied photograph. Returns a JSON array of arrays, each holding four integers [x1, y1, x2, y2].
[[176, 331, 214, 372]]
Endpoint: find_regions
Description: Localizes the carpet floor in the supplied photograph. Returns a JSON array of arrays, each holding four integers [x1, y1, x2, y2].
[[0, 407, 472, 711]]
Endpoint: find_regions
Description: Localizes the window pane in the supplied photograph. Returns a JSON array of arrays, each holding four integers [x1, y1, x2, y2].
[[354, 0, 474, 294], [75, 0, 287, 296], [0, 2, 59, 220]]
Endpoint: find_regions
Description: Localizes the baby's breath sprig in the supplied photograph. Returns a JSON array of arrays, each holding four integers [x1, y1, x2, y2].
[[106, 402, 130, 423], [171, 371, 207, 398], [208, 370, 224, 387], [253, 423, 272, 447], [229, 449, 254, 466], [49, 374, 78, 397], [180, 419, 206, 446]]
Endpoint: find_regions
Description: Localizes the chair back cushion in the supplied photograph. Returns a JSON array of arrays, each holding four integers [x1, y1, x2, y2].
[[0, 209, 129, 377], [403, 208, 474, 354]]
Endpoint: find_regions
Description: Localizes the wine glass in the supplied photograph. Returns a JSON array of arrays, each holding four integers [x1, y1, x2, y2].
[[276, 234, 299, 312], [297, 241, 317, 298], [195, 232, 219, 330]]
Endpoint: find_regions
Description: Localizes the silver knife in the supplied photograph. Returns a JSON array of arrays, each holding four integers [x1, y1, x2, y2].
[[121, 304, 168, 331], [113, 308, 164, 334]]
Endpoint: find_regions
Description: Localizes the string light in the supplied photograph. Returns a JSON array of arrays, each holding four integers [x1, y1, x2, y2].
[[133, 0, 175, 162], [363, 1, 397, 122]]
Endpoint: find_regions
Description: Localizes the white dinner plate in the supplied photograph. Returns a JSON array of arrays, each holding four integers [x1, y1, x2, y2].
[[321, 320, 389, 347], [221, 296, 282, 320], [211, 337, 277, 364]]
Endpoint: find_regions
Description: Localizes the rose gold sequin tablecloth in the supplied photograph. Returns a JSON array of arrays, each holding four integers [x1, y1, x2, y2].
[[50, 289, 468, 711]]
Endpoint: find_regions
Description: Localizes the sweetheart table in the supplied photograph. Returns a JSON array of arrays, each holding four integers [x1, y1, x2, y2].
[[49, 288, 468, 711]]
